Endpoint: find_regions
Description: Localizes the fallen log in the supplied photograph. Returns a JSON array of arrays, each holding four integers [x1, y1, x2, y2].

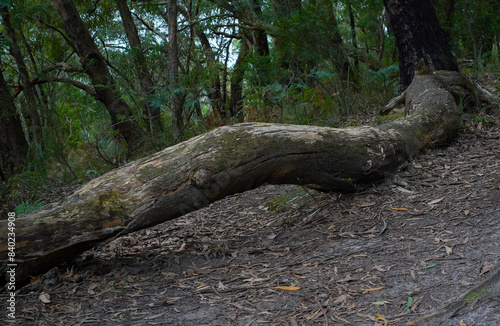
[[0, 70, 469, 286]]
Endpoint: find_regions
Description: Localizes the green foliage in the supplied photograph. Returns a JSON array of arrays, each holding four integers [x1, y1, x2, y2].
[[14, 199, 44, 215], [267, 189, 308, 212]]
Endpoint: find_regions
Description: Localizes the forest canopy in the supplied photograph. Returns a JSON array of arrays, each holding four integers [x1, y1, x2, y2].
[[0, 0, 499, 213]]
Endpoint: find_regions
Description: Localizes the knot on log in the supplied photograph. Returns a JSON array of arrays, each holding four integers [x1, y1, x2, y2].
[[191, 168, 213, 189]]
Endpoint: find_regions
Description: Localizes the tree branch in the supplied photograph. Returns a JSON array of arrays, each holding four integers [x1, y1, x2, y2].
[[12, 76, 97, 98]]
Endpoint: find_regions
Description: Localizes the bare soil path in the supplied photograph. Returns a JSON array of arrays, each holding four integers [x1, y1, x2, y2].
[[2, 119, 500, 326]]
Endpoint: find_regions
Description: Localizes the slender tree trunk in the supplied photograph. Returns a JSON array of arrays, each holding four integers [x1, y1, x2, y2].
[[377, 8, 386, 62], [0, 64, 28, 181], [168, 0, 184, 142], [461, 1, 478, 65], [229, 33, 250, 117], [1, 5, 42, 146], [177, 5, 225, 118], [383, 0, 458, 91], [318, 0, 353, 82], [251, 0, 269, 57], [347, 0, 359, 71], [273, 0, 301, 72], [51, 0, 143, 150], [192, 24, 223, 118], [115, 0, 162, 134]]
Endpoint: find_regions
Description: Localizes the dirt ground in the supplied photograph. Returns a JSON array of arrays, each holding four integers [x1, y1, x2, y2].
[[2, 116, 500, 325]]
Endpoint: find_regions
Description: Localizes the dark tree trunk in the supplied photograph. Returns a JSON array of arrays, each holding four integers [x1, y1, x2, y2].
[[347, 0, 359, 71], [0, 66, 28, 181], [317, 0, 353, 82], [251, 0, 269, 57], [377, 8, 387, 62], [272, 0, 301, 72], [115, 0, 162, 135], [168, 0, 184, 142], [229, 33, 250, 117], [1, 4, 42, 145], [383, 0, 458, 91], [51, 0, 143, 150]]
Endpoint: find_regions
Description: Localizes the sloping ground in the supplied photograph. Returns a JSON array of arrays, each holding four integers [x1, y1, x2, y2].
[[3, 120, 500, 325]]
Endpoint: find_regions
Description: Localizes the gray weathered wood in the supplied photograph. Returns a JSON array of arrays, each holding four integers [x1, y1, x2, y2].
[[0, 70, 471, 285]]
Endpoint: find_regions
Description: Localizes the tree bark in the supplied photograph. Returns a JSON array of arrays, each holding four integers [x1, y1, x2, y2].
[[51, 0, 143, 150], [1, 4, 42, 145], [251, 0, 269, 57], [347, 0, 359, 71], [317, 0, 353, 82], [0, 68, 473, 285], [383, 0, 458, 91], [229, 32, 250, 117], [0, 65, 28, 181], [115, 0, 162, 135], [168, 0, 184, 142]]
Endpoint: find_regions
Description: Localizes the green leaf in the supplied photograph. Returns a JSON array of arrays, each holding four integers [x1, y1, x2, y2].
[[402, 297, 413, 312], [421, 264, 437, 269], [372, 301, 386, 306], [14, 200, 44, 215]]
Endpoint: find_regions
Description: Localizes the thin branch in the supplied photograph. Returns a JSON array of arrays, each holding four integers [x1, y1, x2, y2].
[[12, 77, 97, 98], [212, 30, 243, 39], [29, 15, 77, 52], [41, 62, 84, 74], [133, 12, 169, 43]]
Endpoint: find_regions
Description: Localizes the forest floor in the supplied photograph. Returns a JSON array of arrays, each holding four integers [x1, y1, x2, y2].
[[4, 115, 500, 325]]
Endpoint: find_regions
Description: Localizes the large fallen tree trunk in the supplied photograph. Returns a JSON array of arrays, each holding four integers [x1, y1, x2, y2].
[[1, 70, 471, 285]]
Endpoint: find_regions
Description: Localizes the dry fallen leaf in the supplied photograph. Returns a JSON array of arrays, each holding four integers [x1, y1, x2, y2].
[[362, 286, 384, 293], [445, 246, 453, 255], [39, 292, 51, 304], [49, 305, 64, 314], [333, 294, 347, 305], [275, 286, 301, 291], [373, 265, 387, 272], [391, 207, 408, 211], [337, 274, 357, 282], [375, 313, 388, 326], [480, 262, 494, 276], [218, 281, 228, 290], [87, 283, 99, 295], [428, 197, 445, 205]]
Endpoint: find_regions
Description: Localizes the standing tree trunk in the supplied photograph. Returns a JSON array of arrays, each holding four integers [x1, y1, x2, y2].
[[115, 0, 162, 135], [178, 5, 225, 119], [0, 65, 28, 181], [51, 0, 143, 150], [383, 0, 458, 91], [229, 32, 250, 117], [347, 0, 359, 71], [1, 4, 42, 146], [317, 0, 353, 82], [251, 0, 269, 57], [168, 0, 184, 142]]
